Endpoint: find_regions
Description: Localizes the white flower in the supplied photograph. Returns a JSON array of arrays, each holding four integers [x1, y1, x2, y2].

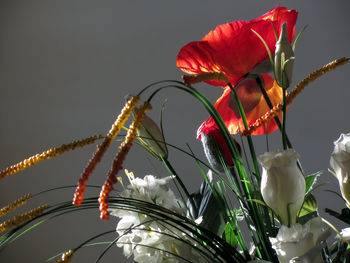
[[330, 133, 350, 205], [270, 217, 331, 263], [259, 149, 306, 225], [109, 171, 207, 263], [274, 22, 294, 88], [336, 227, 350, 241]]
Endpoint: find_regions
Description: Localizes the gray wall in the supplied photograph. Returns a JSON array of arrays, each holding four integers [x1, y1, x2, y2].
[[0, 1, 349, 262]]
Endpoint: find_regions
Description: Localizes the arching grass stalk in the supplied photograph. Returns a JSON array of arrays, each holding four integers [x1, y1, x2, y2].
[[145, 81, 277, 261], [46, 230, 115, 262], [94, 219, 219, 263], [107, 197, 245, 262], [0, 190, 245, 262]]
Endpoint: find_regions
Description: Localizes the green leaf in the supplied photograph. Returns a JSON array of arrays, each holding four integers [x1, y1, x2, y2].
[[224, 216, 239, 248], [292, 25, 308, 52], [251, 29, 274, 68], [297, 211, 318, 225], [305, 171, 322, 194], [298, 194, 318, 218]]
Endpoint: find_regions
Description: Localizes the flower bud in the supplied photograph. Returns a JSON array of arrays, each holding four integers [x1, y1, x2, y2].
[[274, 22, 294, 88], [199, 125, 241, 172], [259, 149, 305, 225], [330, 133, 350, 205], [137, 115, 168, 158]]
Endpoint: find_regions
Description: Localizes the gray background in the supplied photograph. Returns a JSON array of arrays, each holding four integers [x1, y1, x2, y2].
[[0, 0, 349, 262]]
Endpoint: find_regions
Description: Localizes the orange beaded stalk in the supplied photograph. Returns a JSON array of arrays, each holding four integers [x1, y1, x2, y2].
[[242, 57, 349, 136], [56, 250, 74, 263], [182, 72, 228, 86], [72, 96, 140, 206], [0, 135, 103, 180], [0, 193, 32, 217], [0, 204, 50, 233], [99, 101, 152, 220]]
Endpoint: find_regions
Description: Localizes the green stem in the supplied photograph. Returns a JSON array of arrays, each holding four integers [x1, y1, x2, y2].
[[227, 83, 260, 182], [227, 83, 276, 262], [282, 87, 287, 150], [161, 157, 190, 199], [254, 75, 304, 174]]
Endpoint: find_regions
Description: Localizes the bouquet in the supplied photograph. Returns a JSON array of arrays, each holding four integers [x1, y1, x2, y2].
[[1, 4, 349, 263]]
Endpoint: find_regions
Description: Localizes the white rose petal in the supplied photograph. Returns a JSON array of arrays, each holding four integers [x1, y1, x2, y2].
[[330, 133, 350, 205]]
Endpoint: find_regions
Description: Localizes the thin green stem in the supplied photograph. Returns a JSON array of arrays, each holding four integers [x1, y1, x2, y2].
[[282, 88, 287, 150], [161, 156, 190, 199], [227, 83, 260, 182], [227, 82, 277, 262]]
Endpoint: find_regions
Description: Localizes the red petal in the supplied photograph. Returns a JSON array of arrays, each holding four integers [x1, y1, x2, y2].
[[177, 6, 298, 86], [197, 74, 283, 137]]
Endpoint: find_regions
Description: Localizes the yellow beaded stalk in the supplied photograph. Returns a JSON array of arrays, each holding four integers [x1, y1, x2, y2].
[[99, 101, 152, 220], [0, 204, 50, 232], [242, 57, 349, 136], [0, 134, 103, 180], [73, 95, 140, 206], [182, 72, 228, 86], [0, 193, 32, 217], [56, 250, 74, 263]]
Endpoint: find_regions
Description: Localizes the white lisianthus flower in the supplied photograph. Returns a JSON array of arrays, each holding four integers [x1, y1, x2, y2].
[[109, 170, 207, 263], [270, 217, 331, 263], [259, 149, 306, 225], [330, 133, 350, 205]]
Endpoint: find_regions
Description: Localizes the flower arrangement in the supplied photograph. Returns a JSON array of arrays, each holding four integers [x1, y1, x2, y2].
[[1, 4, 350, 263]]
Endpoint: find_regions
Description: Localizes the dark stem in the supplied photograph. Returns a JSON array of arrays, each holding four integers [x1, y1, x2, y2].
[[254, 75, 304, 173]]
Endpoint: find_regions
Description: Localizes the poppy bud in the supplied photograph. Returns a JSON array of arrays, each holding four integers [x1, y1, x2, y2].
[[330, 133, 350, 205], [137, 115, 168, 158], [199, 125, 240, 172], [259, 149, 305, 225], [274, 22, 294, 88]]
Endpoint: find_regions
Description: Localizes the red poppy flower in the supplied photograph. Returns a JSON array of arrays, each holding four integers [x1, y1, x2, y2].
[[176, 6, 297, 136], [177, 6, 297, 86]]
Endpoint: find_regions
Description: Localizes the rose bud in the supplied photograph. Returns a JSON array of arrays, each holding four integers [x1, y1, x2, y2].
[[274, 22, 294, 88], [259, 149, 305, 226]]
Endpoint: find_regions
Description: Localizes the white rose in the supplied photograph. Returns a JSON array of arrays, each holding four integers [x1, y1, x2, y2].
[[270, 217, 331, 263], [259, 149, 305, 225], [330, 133, 350, 205]]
